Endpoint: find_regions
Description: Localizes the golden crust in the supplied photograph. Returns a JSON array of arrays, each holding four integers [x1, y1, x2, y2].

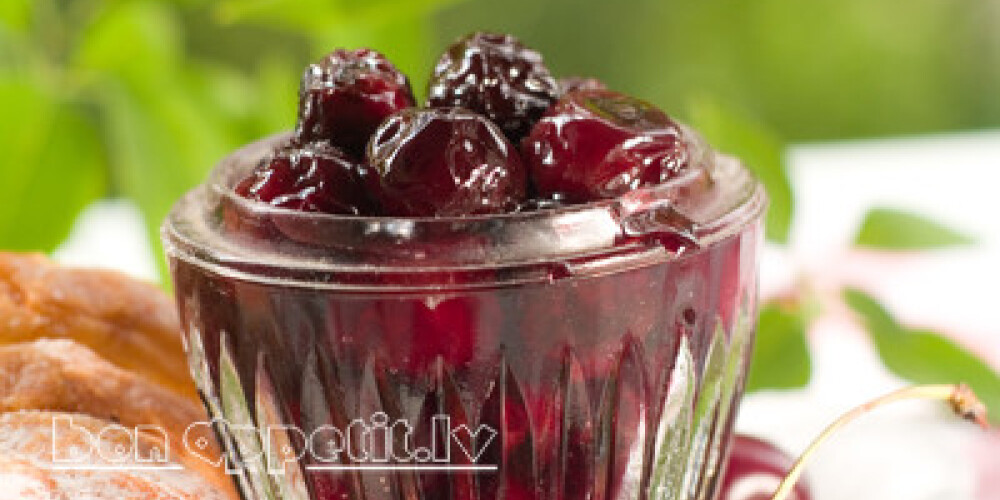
[[0, 253, 237, 498], [0, 340, 236, 496], [0, 339, 203, 441], [0, 411, 230, 500], [0, 253, 195, 399]]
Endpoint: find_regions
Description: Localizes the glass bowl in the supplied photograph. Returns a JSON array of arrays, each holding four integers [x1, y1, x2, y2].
[[162, 132, 765, 500]]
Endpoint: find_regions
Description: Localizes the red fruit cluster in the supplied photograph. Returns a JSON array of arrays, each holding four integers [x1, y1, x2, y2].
[[234, 32, 698, 218]]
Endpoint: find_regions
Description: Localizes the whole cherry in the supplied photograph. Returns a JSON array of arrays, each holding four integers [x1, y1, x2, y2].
[[365, 107, 528, 217], [295, 48, 415, 157], [426, 32, 560, 141], [719, 435, 813, 500], [521, 89, 691, 203], [235, 141, 373, 215]]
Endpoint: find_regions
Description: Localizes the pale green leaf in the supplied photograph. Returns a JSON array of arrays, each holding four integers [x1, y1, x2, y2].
[[844, 288, 1000, 425], [855, 207, 974, 250], [745, 302, 811, 392]]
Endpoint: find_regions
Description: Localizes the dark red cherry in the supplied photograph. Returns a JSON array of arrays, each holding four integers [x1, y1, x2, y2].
[[426, 32, 559, 141], [558, 76, 607, 94], [235, 141, 373, 215], [719, 435, 813, 500], [365, 107, 528, 217], [521, 89, 690, 203], [295, 48, 415, 157]]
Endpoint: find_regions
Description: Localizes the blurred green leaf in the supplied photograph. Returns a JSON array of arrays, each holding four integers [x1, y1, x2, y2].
[[214, 0, 463, 93], [252, 57, 300, 135], [74, 0, 180, 81], [98, 78, 233, 283], [0, 0, 34, 70], [0, 0, 32, 31], [745, 302, 812, 392], [77, 1, 234, 282], [0, 80, 105, 251], [311, 15, 439, 94], [685, 95, 793, 243], [439, 0, 1000, 140], [185, 62, 262, 138], [216, 0, 462, 33], [215, 0, 351, 29], [855, 207, 974, 250], [844, 288, 1000, 425]]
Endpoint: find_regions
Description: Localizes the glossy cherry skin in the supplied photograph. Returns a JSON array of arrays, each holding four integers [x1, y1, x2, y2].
[[426, 32, 559, 141], [719, 435, 813, 500], [365, 107, 528, 217], [521, 89, 690, 203], [235, 141, 373, 215], [295, 48, 415, 157]]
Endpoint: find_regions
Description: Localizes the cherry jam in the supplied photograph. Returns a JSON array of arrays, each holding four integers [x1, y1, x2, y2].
[[164, 134, 764, 500]]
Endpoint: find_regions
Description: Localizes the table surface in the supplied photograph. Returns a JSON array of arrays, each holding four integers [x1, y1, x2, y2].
[[52, 129, 1000, 500]]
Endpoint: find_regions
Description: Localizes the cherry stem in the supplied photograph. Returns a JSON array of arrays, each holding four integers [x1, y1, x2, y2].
[[768, 384, 990, 500]]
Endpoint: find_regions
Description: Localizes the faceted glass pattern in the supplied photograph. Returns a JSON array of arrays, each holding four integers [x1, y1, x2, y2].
[[169, 221, 760, 500]]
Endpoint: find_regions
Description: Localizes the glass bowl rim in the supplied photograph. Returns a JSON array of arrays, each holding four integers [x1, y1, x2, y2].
[[162, 132, 766, 291]]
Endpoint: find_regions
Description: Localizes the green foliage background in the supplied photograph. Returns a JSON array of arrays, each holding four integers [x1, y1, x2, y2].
[[2, 0, 998, 255]]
